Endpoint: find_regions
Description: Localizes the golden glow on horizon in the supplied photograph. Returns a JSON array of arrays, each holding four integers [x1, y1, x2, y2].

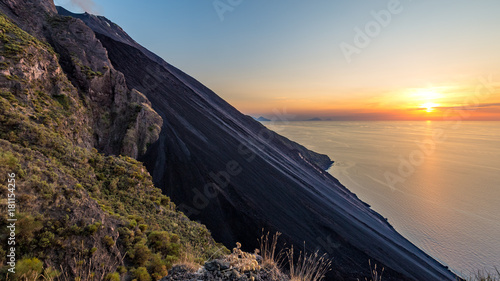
[[422, 102, 439, 113], [408, 89, 445, 116], [229, 84, 500, 120]]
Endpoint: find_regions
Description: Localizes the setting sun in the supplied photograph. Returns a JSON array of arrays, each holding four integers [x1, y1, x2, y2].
[[422, 102, 439, 112]]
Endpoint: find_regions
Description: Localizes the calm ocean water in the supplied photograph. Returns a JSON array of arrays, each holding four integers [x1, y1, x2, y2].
[[266, 121, 500, 276]]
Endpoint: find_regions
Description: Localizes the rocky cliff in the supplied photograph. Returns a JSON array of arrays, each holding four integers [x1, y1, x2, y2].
[[1, 0, 162, 159], [58, 6, 460, 281], [0, 1, 223, 280]]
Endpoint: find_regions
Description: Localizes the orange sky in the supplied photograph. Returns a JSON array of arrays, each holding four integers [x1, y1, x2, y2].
[[72, 1, 500, 121], [194, 2, 500, 121], [234, 81, 500, 121]]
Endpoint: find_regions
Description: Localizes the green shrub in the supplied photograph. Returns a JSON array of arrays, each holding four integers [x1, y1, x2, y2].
[[0, 151, 20, 170], [133, 267, 151, 281], [117, 266, 127, 274], [105, 272, 120, 281], [148, 231, 169, 253], [132, 243, 152, 267], [38, 231, 55, 248], [165, 255, 179, 270], [128, 219, 137, 229], [86, 224, 98, 235], [52, 93, 71, 110], [149, 254, 168, 280], [85, 222, 101, 235], [139, 224, 148, 232], [69, 224, 82, 235], [15, 257, 43, 280], [103, 235, 115, 248], [159, 196, 170, 206], [170, 234, 179, 244]]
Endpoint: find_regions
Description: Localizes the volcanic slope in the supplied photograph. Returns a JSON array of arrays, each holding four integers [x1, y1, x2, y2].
[[59, 7, 459, 281]]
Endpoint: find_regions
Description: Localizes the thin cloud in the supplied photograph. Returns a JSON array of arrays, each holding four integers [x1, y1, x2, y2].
[[68, 0, 97, 13], [413, 103, 500, 111]]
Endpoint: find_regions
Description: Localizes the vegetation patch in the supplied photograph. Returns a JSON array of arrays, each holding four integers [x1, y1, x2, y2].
[[0, 13, 55, 59]]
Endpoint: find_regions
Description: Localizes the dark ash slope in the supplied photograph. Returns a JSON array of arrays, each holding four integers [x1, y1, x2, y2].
[[59, 7, 459, 281]]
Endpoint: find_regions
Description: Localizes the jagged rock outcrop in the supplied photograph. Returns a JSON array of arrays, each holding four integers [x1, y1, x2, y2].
[[44, 13, 162, 158], [62, 7, 460, 281], [0, 0, 162, 159]]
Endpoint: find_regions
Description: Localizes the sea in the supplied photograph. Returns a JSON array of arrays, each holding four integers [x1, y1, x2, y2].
[[265, 121, 500, 277]]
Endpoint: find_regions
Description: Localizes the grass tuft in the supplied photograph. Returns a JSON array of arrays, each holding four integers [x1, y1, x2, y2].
[[287, 244, 332, 281], [259, 230, 284, 269], [358, 260, 384, 281]]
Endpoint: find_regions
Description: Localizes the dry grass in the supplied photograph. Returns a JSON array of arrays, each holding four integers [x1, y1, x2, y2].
[[286, 245, 332, 281], [172, 244, 202, 273], [259, 230, 283, 268], [257, 230, 289, 280], [257, 231, 331, 281], [358, 260, 384, 281]]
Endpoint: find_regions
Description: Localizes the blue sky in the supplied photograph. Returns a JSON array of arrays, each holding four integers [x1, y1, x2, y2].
[[54, 0, 500, 120]]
